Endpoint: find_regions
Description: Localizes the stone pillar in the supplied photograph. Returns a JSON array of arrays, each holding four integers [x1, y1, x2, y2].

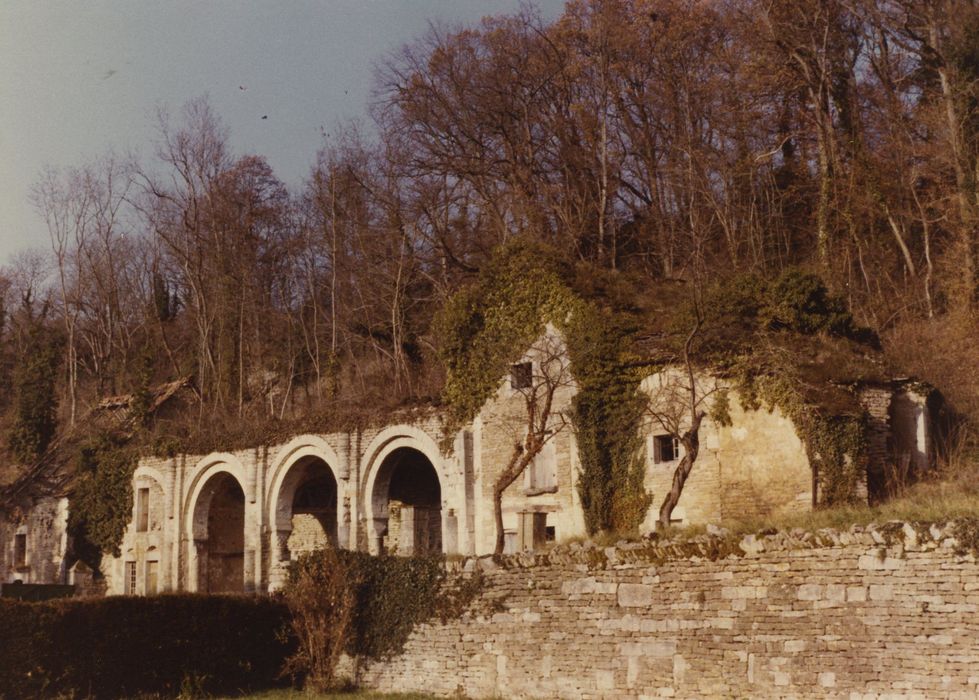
[[399, 505, 417, 554], [373, 518, 388, 555], [444, 508, 459, 556], [338, 432, 351, 480], [190, 539, 206, 593]]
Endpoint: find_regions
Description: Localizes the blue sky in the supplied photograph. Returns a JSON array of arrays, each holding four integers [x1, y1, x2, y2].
[[0, 0, 566, 267]]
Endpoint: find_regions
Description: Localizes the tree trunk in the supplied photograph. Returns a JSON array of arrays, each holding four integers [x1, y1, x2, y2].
[[657, 412, 704, 530]]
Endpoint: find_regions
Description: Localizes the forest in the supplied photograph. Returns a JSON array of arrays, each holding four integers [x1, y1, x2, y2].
[[2, 0, 979, 485]]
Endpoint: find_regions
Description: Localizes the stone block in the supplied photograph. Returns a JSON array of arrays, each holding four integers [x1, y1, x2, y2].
[[595, 669, 614, 690], [617, 583, 653, 607], [797, 583, 823, 600], [643, 640, 677, 658], [868, 584, 894, 601]]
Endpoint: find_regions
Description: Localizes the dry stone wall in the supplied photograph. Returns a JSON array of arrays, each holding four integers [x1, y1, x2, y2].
[[355, 521, 979, 699]]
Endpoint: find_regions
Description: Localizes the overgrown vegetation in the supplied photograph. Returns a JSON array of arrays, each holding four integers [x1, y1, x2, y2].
[[567, 307, 650, 534], [688, 269, 881, 506], [283, 549, 482, 688], [67, 432, 138, 570], [4, 0, 979, 533], [436, 242, 652, 538], [282, 545, 355, 692]]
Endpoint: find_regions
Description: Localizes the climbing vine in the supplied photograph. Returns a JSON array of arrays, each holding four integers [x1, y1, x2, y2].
[[435, 241, 652, 535], [707, 269, 874, 506], [733, 362, 869, 506], [67, 432, 138, 570], [434, 240, 579, 436], [566, 307, 651, 535]]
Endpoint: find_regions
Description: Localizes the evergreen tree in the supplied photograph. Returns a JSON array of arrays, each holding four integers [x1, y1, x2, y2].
[[8, 321, 62, 464]]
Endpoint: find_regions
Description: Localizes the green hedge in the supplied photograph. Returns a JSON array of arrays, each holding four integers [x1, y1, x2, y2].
[[0, 594, 294, 699]]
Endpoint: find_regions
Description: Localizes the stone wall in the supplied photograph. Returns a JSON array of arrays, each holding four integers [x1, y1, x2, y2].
[[355, 521, 979, 699], [0, 497, 68, 584], [641, 379, 812, 529]]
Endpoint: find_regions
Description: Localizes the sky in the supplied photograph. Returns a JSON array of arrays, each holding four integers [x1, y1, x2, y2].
[[0, 0, 566, 268]]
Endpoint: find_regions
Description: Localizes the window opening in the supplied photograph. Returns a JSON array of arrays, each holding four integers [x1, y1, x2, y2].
[[125, 561, 137, 595], [653, 434, 680, 463], [510, 362, 532, 390], [14, 533, 27, 569], [145, 560, 159, 595]]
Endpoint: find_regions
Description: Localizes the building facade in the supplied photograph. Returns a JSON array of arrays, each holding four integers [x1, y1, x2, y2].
[[3, 345, 936, 595]]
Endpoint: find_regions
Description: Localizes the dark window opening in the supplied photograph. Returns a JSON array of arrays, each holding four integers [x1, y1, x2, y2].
[[653, 434, 679, 463], [14, 533, 27, 569], [510, 362, 533, 389], [545, 526, 556, 542]]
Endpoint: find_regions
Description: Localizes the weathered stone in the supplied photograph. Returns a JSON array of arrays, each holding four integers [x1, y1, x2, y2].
[[617, 583, 653, 607]]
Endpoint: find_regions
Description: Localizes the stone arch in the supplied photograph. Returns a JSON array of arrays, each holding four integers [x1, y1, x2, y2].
[[184, 456, 249, 593], [361, 426, 448, 555], [266, 436, 344, 566]]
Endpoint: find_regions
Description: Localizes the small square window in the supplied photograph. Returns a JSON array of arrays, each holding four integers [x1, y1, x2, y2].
[[510, 362, 532, 389], [14, 533, 27, 569], [653, 434, 680, 463], [545, 526, 556, 542]]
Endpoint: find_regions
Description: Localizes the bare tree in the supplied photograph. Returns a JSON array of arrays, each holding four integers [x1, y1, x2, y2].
[[491, 330, 574, 555], [643, 314, 724, 530], [32, 165, 90, 426]]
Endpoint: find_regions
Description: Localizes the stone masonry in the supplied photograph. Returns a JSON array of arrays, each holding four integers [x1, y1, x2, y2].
[[354, 521, 979, 699]]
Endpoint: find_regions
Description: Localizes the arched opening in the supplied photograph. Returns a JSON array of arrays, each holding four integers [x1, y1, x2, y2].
[[371, 447, 442, 555], [195, 473, 245, 593], [282, 457, 338, 558]]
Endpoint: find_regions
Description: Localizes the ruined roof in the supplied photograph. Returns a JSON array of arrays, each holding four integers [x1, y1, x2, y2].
[[0, 377, 194, 515]]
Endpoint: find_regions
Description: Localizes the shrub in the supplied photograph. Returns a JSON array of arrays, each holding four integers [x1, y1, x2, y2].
[[282, 547, 355, 691], [285, 550, 479, 664], [763, 268, 854, 337], [0, 594, 293, 699]]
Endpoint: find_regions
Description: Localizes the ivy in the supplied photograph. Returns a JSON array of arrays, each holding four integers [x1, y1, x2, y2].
[[734, 364, 869, 506], [68, 432, 138, 570], [436, 241, 651, 536], [434, 240, 579, 435], [715, 270, 874, 507], [566, 307, 651, 534], [286, 550, 482, 661]]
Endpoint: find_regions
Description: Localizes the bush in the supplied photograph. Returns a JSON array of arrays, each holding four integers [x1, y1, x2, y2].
[[286, 550, 455, 664], [283, 547, 355, 691], [0, 594, 293, 699]]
